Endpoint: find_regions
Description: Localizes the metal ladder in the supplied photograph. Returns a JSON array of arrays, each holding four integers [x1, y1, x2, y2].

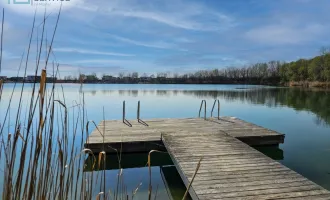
[[198, 99, 220, 120]]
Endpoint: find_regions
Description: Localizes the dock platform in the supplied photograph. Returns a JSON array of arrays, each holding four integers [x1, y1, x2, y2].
[[85, 117, 330, 199], [86, 117, 284, 153]]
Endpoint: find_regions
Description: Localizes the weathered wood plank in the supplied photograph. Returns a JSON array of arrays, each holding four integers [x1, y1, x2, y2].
[[86, 117, 284, 147], [85, 117, 329, 199], [162, 129, 330, 199]]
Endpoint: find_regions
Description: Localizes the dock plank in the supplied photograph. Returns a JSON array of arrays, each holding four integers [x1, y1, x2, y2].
[[85, 117, 330, 199], [86, 117, 284, 147], [162, 131, 330, 199]]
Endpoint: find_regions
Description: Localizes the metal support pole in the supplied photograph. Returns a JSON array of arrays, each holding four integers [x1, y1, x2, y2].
[[211, 100, 220, 120], [204, 100, 206, 120], [198, 100, 207, 120], [137, 100, 140, 120], [123, 100, 125, 123], [217, 101, 220, 120]]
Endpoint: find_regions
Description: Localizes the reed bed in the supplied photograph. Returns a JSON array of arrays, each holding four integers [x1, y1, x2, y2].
[[0, 8, 199, 200]]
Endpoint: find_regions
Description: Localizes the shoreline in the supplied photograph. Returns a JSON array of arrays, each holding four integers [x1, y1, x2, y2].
[[2, 80, 330, 89]]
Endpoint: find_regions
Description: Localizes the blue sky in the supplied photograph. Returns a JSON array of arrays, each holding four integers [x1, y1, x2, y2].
[[0, 0, 330, 77]]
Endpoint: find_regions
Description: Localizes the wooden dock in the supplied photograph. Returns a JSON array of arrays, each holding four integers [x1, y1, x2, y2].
[[86, 117, 284, 153], [85, 117, 330, 199]]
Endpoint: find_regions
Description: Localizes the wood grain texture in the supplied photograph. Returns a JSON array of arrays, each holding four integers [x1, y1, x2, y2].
[[86, 117, 284, 145], [85, 117, 329, 199], [162, 131, 330, 200]]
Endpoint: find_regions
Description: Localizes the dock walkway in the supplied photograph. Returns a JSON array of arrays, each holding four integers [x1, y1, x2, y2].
[[163, 131, 330, 199], [86, 117, 284, 152], [85, 117, 330, 199]]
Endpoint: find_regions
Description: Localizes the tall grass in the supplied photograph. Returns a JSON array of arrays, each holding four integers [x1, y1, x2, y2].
[[0, 8, 200, 200], [0, 7, 107, 199]]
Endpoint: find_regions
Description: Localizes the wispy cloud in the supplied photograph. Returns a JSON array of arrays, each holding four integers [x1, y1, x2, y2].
[[2, 0, 330, 77], [108, 34, 175, 50], [53, 47, 134, 57], [245, 23, 326, 45], [71, 59, 139, 65], [76, 0, 235, 31]]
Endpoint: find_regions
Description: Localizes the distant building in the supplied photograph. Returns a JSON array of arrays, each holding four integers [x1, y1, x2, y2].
[[9, 77, 24, 82], [85, 75, 99, 82], [140, 76, 151, 82], [26, 75, 41, 82], [47, 77, 57, 83], [0, 76, 7, 80], [102, 75, 114, 82]]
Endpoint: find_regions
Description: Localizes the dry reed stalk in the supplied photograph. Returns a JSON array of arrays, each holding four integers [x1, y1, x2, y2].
[[132, 182, 142, 200], [114, 168, 123, 200], [0, 79, 3, 100], [0, 8, 170, 200], [98, 151, 106, 170], [147, 150, 167, 200], [182, 157, 203, 200], [96, 191, 104, 200], [0, 8, 4, 73], [153, 184, 159, 200]]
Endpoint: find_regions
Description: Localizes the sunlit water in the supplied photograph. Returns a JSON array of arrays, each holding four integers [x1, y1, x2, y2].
[[1, 83, 330, 198]]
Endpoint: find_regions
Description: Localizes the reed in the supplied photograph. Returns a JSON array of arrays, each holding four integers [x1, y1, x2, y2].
[[0, 79, 3, 100], [182, 157, 203, 200], [0, 7, 202, 200]]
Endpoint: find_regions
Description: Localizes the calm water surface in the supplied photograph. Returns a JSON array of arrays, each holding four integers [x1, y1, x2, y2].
[[1, 83, 330, 198]]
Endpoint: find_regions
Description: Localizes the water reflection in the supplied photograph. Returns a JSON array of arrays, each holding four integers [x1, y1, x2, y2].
[[253, 146, 284, 160], [84, 88, 330, 126], [84, 152, 190, 200], [85, 152, 173, 171], [161, 166, 191, 200]]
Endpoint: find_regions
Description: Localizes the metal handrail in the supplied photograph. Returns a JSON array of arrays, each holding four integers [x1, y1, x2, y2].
[[137, 100, 140, 120], [137, 100, 148, 126], [123, 101, 126, 122], [211, 99, 220, 120], [198, 100, 206, 120], [122, 101, 132, 127]]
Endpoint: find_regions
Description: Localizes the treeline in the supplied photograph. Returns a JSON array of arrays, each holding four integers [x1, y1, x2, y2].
[[62, 51, 330, 87], [62, 61, 282, 85], [280, 52, 330, 84], [3, 50, 327, 87]]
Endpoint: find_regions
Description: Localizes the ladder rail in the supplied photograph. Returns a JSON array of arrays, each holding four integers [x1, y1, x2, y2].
[[122, 101, 132, 127], [198, 100, 207, 120], [211, 99, 220, 120], [137, 100, 148, 126]]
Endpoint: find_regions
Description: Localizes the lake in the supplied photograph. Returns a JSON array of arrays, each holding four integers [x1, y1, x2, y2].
[[1, 83, 330, 199]]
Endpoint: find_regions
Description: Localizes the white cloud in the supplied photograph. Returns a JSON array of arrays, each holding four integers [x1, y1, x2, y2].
[[71, 59, 138, 65], [108, 34, 175, 49], [53, 47, 134, 57], [245, 23, 326, 45], [75, 0, 234, 31]]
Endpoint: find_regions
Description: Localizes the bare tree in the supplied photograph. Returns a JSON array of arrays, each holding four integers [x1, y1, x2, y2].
[[132, 72, 139, 79], [118, 72, 125, 79]]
